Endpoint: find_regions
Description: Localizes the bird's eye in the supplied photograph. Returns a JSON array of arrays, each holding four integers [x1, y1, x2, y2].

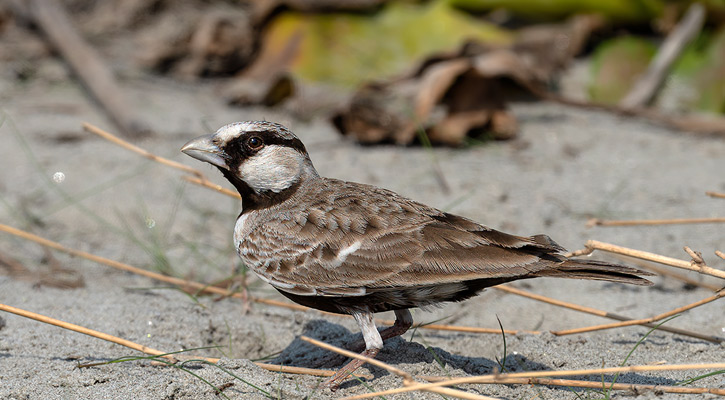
[[247, 136, 263, 150]]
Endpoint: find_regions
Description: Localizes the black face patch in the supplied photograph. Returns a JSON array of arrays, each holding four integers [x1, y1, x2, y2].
[[213, 126, 311, 213], [220, 129, 307, 174]]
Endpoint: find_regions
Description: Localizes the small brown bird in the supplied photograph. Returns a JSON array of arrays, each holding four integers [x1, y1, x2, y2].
[[181, 121, 652, 388]]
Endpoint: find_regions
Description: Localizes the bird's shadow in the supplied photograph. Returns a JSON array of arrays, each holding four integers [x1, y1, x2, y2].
[[269, 319, 501, 374], [267, 319, 685, 391]]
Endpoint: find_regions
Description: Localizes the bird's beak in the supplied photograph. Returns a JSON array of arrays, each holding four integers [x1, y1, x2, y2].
[[181, 135, 229, 170]]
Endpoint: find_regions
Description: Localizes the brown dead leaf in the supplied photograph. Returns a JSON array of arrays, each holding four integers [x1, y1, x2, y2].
[[333, 14, 604, 146], [138, 4, 254, 79], [223, 25, 303, 106]]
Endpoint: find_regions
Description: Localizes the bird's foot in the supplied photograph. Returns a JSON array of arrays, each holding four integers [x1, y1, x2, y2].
[[320, 348, 380, 391]]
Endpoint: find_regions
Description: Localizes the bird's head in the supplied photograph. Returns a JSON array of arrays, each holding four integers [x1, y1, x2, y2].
[[181, 121, 319, 211]]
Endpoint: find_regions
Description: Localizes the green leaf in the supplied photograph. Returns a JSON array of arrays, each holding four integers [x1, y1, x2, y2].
[[262, 1, 512, 87], [661, 28, 725, 114], [589, 36, 656, 104], [447, 0, 664, 23]]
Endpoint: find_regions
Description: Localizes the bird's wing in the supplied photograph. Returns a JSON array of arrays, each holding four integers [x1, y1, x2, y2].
[[245, 179, 566, 296]]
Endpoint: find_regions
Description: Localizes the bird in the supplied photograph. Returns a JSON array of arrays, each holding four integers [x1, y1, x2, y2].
[[181, 121, 653, 388]]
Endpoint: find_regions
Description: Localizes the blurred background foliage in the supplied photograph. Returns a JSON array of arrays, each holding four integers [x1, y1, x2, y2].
[[253, 0, 725, 114], [2, 0, 723, 143], [264, 1, 511, 87]]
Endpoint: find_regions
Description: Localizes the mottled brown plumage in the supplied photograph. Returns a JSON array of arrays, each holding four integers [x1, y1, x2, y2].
[[182, 121, 653, 388]]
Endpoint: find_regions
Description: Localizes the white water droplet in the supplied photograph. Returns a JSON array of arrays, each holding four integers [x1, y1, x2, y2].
[[52, 171, 65, 183], [145, 217, 156, 229]]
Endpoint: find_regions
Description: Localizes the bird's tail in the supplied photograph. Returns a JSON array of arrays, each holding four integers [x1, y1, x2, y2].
[[534, 259, 654, 286]]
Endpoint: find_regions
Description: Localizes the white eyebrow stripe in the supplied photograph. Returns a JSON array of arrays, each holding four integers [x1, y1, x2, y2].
[[214, 121, 264, 144]]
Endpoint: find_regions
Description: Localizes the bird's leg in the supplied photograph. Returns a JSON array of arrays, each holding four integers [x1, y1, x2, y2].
[[321, 309, 414, 390], [379, 309, 413, 340], [345, 308, 416, 354], [321, 311, 382, 389]]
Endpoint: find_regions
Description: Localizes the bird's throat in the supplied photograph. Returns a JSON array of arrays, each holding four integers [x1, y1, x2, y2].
[[219, 167, 302, 213]]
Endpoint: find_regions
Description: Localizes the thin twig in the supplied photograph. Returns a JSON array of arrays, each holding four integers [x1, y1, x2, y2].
[[588, 217, 725, 227], [619, 2, 705, 108], [569, 240, 725, 280], [614, 255, 722, 292], [552, 289, 724, 336], [19, 2, 149, 136], [255, 362, 337, 377], [343, 362, 725, 399], [706, 191, 725, 199], [0, 303, 338, 377], [301, 336, 498, 400], [377, 318, 539, 335], [0, 223, 225, 294], [416, 376, 725, 396], [495, 285, 722, 343], [82, 123, 202, 177], [82, 124, 236, 200], [0, 303, 180, 362], [685, 246, 706, 265], [182, 175, 240, 199], [358, 376, 725, 400], [301, 336, 412, 380]]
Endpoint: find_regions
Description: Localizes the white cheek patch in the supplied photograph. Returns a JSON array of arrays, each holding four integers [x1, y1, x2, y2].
[[239, 145, 305, 193]]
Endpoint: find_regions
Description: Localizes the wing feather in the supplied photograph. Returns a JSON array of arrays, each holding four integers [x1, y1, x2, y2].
[[238, 179, 566, 296]]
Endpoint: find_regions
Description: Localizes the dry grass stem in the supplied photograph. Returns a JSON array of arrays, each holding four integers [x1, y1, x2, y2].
[[706, 191, 725, 199], [0, 303, 182, 362], [418, 377, 725, 396], [615, 255, 723, 292], [81, 123, 240, 202], [301, 336, 498, 400], [587, 217, 725, 227], [0, 223, 231, 295], [82, 122, 203, 177], [345, 362, 725, 399], [253, 297, 310, 312], [717, 250, 725, 260], [552, 289, 724, 336], [569, 240, 725, 280], [0, 303, 339, 377], [182, 175, 241, 199], [300, 335, 412, 381], [377, 318, 540, 335], [254, 363, 337, 377], [495, 285, 722, 343]]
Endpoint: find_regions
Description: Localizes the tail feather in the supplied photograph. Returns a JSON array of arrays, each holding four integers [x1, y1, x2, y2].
[[534, 259, 654, 286]]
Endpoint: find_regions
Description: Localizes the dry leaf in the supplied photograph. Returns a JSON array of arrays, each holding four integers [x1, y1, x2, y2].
[[333, 15, 604, 145]]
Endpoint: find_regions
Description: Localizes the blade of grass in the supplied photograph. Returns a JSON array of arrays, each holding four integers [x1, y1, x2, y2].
[[608, 315, 680, 392], [494, 316, 507, 373]]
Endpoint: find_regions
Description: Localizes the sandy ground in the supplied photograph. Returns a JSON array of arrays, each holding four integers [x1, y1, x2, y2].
[[0, 59, 724, 399]]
